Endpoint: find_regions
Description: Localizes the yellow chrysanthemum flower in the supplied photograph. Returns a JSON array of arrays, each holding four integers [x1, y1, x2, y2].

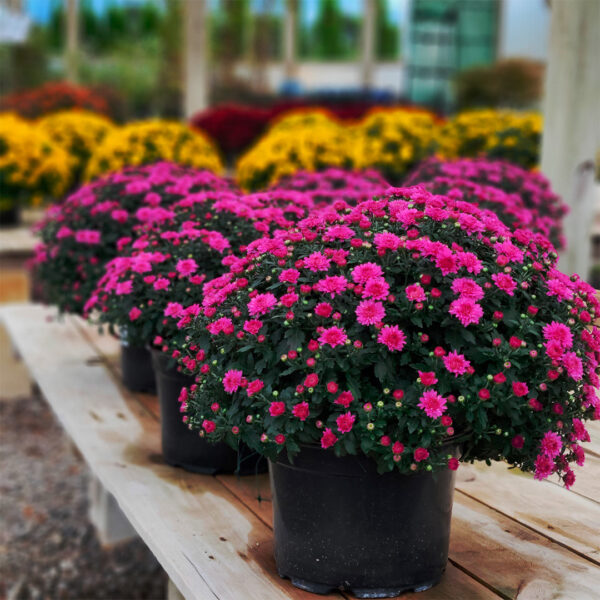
[[236, 112, 355, 191], [84, 119, 223, 180], [350, 108, 441, 183], [38, 110, 116, 184], [0, 112, 73, 206], [437, 109, 542, 169]]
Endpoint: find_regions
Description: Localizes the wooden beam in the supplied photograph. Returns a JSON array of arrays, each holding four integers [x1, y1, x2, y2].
[[65, 0, 79, 83], [540, 0, 600, 277], [361, 0, 376, 89], [184, 0, 209, 118], [283, 0, 298, 80]]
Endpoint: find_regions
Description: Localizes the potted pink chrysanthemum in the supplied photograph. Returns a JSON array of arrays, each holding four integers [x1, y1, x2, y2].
[[177, 186, 598, 597]]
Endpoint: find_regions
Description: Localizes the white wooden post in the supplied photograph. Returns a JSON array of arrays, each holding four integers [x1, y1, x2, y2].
[[284, 0, 298, 80], [184, 0, 209, 118], [88, 475, 137, 546], [540, 0, 600, 278], [361, 0, 376, 89], [65, 0, 79, 83]]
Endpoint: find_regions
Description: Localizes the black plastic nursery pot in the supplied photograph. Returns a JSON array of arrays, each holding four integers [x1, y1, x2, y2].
[[150, 349, 265, 475], [120, 342, 156, 393], [270, 444, 459, 598], [0, 203, 20, 228]]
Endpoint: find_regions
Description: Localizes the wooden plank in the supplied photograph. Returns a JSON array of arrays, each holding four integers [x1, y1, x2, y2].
[[73, 319, 161, 421], [0, 304, 340, 600], [456, 462, 600, 563], [450, 494, 600, 600], [585, 421, 600, 458], [545, 453, 600, 505]]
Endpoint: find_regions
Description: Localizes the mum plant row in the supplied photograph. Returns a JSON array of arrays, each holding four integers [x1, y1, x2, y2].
[[235, 107, 543, 190], [33, 156, 598, 596]]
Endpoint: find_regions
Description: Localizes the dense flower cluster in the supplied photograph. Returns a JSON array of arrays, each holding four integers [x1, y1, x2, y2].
[[178, 187, 598, 486], [84, 120, 224, 181], [86, 187, 319, 348], [437, 109, 542, 169], [38, 110, 116, 185], [0, 113, 73, 208], [351, 109, 440, 183], [0, 82, 112, 118], [271, 168, 389, 208], [33, 162, 237, 314], [236, 113, 354, 191], [86, 223, 234, 349], [413, 176, 559, 250], [405, 158, 567, 251]]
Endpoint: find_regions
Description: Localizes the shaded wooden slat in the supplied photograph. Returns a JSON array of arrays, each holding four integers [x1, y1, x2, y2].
[[456, 462, 600, 563], [450, 494, 600, 600]]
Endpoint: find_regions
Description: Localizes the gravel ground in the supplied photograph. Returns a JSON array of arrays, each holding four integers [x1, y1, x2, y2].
[[0, 393, 167, 600]]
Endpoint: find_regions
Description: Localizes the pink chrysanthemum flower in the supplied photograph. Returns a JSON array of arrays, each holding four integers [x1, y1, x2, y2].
[[406, 283, 426, 302], [443, 351, 471, 376], [542, 322, 573, 349], [378, 325, 407, 352], [418, 390, 447, 419], [321, 428, 338, 449], [243, 319, 263, 335], [176, 258, 199, 277], [129, 307, 142, 321], [314, 275, 348, 297], [540, 431, 562, 458], [223, 369, 244, 393], [336, 412, 356, 433], [351, 262, 383, 284], [534, 454, 555, 480], [449, 297, 484, 327], [319, 326, 348, 348], [304, 251, 331, 272], [374, 231, 402, 251], [451, 278, 484, 300], [546, 278, 574, 301], [562, 351, 583, 381], [457, 251, 483, 274], [247, 292, 277, 316], [279, 268, 300, 284], [362, 277, 390, 300], [164, 302, 184, 317], [492, 272, 517, 295], [355, 300, 385, 325], [435, 249, 459, 275]]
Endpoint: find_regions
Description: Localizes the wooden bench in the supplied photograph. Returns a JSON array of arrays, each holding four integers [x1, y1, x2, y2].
[[1, 303, 599, 599]]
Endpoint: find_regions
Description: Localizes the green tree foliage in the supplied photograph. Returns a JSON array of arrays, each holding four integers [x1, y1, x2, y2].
[[376, 0, 400, 60]]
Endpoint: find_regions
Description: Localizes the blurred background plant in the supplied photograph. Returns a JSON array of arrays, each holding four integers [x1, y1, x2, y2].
[[454, 58, 544, 111], [0, 113, 73, 226]]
